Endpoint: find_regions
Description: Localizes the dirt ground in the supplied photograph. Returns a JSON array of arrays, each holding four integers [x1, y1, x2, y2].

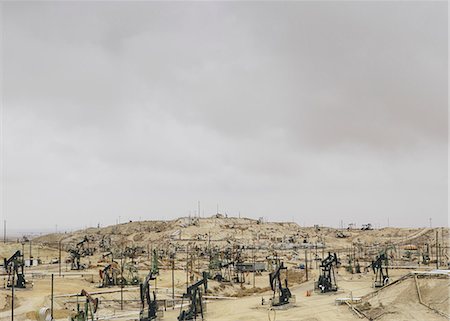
[[1, 263, 448, 321], [1, 217, 448, 320]]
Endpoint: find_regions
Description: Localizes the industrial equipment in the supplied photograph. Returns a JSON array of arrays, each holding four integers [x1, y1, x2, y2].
[[316, 252, 338, 293], [361, 224, 373, 231], [372, 253, 389, 287], [232, 248, 245, 284], [69, 249, 83, 270], [122, 261, 141, 285], [269, 262, 291, 306], [355, 260, 361, 273], [151, 248, 159, 275], [99, 262, 120, 288], [69, 236, 94, 270], [139, 271, 158, 321], [69, 289, 98, 321], [178, 272, 208, 321], [336, 231, 348, 238], [4, 250, 26, 288], [422, 244, 430, 265]]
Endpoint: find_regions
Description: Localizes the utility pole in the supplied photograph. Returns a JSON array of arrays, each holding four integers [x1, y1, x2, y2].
[[58, 240, 61, 277], [3, 220, 6, 243], [436, 230, 439, 269], [120, 248, 123, 310], [186, 245, 189, 287], [305, 250, 308, 281], [51, 274, 54, 321], [171, 254, 175, 306], [198, 201, 200, 218], [11, 268, 15, 321], [252, 246, 255, 288]]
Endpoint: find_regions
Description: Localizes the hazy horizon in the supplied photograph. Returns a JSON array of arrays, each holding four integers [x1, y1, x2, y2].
[[1, 1, 448, 232]]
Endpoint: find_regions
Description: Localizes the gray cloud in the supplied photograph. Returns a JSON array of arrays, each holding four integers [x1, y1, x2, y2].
[[1, 1, 447, 231]]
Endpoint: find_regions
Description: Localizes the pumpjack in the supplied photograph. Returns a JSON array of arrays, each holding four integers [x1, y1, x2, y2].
[[139, 271, 158, 321], [70, 289, 99, 321], [269, 262, 291, 306], [76, 236, 95, 256], [122, 261, 141, 285], [316, 252, 338, 293], [70, 237, 94, 270], [99, 262, 120, 287], [178, 272, 208, 321], [372, 253, 389, 287], [69, 249, 83, 270], [4, 250, 26, 288]]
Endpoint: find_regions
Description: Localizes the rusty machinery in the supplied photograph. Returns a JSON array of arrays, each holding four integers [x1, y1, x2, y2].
[[139, 271, 158, 321], [178, 272, 208, 321], [4, 250, 26, 288], [269, 261, 291, 306], [372, 253, 389, 288], [99, 255, 140, 287], [69, 289, 99, 321], [316, 252, 339, 293], [99, 262, 120, 288]]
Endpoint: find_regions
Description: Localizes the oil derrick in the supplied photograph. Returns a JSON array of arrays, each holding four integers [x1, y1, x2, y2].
[[372, 253, 389, 287], [139, 271, 158, 321], [69, 289, 99, 321], [269, 261, 292, 306], [4, 250, 26, 288], [316, 252, 338, 293], [178, 272, 208, 321]]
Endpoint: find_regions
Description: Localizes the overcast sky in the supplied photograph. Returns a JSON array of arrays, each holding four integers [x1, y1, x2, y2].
[[1, 1, 448, 232]]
